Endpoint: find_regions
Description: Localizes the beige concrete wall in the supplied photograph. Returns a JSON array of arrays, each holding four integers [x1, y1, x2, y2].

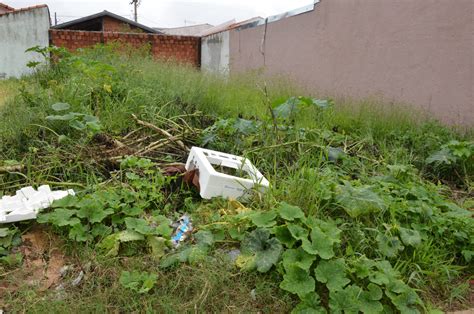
[[0, 6, 51, 78], [229, 0, 473, 126]]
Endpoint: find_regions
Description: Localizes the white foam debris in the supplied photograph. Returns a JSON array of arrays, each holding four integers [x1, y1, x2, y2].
[[0, 185, 75, 224]]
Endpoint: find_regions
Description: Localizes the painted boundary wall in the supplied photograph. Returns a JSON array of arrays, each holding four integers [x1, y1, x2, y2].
[[228, 0, 473, 126], [50, 29, 200, 66], [0, 6, 50, 78], [201, 31, 230, 74]]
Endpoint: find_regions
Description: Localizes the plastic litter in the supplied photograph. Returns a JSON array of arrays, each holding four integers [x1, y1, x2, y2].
[[0, 185, 75, 223], [171, 215, 193, 248], [185, 147, 269, 199], [227, 249, 241, 263], [71, 270, 84, 286]]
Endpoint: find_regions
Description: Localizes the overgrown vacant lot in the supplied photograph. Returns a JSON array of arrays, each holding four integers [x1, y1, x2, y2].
[[0, 45, 472, 313]]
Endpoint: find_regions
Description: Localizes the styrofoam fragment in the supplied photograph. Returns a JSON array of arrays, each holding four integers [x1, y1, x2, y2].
[[0, 185, 75, 224], [185, 146, 270, 199]]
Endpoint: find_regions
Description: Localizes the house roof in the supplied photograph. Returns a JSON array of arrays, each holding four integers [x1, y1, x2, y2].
[[200, 17, 264, 37], [52, 10, 161, 34], [0, 3, 15, 11], [155, 23, 213, 36]]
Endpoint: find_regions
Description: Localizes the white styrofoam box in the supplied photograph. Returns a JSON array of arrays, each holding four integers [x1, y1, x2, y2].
[[185, 146, 269, 199], [0, 185, 75, 223]]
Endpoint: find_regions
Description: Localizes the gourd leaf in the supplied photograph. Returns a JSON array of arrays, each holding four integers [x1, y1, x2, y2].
[[250, 210, 277, 228], [314, 258, 350, 292], [147, 236, 167, 259], [328, 285, 362, 314], [287, 223, 309, 240], [291, 292, 326, 314], [272, 225, 296, 248], [278, 202, 305, 221], [239, 228, 283, 273], [51, 102, 71, 111], [125, 217, 155, 235], [376, 233, 404, 258], [282, 247, 316, 271], [119, 270, 157, 294], [335, 183, 386, 218], [69, 223, 91, 242], [399, 227, 421, 247], [37, 208, 79, 226], [280, 265, 315, 297]]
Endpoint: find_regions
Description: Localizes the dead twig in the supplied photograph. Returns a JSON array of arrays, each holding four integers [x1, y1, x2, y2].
[[0, 164, 25, 173], [132, 114, 189, 152]]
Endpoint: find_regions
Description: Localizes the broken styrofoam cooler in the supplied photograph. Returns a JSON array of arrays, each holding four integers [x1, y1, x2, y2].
[[0, 185, 75, 224], [185, 146, 270, 199]]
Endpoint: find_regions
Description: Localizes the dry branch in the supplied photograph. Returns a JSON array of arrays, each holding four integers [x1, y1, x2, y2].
[[132, 114, 189, 152]]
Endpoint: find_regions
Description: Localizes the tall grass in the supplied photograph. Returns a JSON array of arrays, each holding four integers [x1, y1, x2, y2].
[[0, 44, 472, 312]]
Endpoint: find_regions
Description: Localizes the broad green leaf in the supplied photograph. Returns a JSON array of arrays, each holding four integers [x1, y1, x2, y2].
[[280, 265, 315, 297], [91, 224, 112, 238], [160, 246, 193, 268], [77, 200, 114, 224], [250, 210, 277, 228], [385, 285, 421, 314], [351, 257, 376, 279], [69, 223, 91, 242], [376, 233, 404, 258], [118, 230, 145, 242], [46, 113, 76, 121], [369, 260, 399, 285], [38, 208, 79, 226], [314, 259, 350, 292], [328, 285, 362, 314], [335, 184, 386, 218], [187, 246, 209, 264], [282, 247, 316, 271], [359, 284, 384, 313], [194, 230, 214, 248], [287, 223, 309, 240], [51, 195, 78, 208], [426, 148, 454, 165], [119, 270, 157, 294], [122, 206, 143, 216], [399, 227, 421, 247], [125, 217, 155, 235], [147, 236, 167, 259], [69, 119, 86, 130], [155, 222, 173, 238], [51, 102, 71, 111], [291, 292, 326, 314], [301, 226, 336, 259], [278, 202, 305, 221], [240, 228, 283, 273], [98, 230, 144, 256], [273, 225, 296, 248], [273, 97, 300, 119]]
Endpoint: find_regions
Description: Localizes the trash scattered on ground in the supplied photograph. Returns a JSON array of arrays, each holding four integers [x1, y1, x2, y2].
[[171, 215, 193, 248], [226, 249, 241, 263], [0, 185, 75, 223], [250, 288, 257, 301], [71, 270, 84, 286], [185, 147, 269, 199]]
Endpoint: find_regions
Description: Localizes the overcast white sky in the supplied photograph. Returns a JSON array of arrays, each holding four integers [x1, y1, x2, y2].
[[9, 0, 314, 28]]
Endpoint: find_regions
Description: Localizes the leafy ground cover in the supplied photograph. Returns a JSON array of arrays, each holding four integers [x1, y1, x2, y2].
[[0, 44, 473, 312]]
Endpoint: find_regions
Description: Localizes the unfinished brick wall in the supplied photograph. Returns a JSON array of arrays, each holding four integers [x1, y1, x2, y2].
[[49, 29, 200, 66], [102, 16, 143, 33]]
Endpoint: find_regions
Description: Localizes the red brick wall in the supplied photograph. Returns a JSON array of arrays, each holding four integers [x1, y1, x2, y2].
[[49, 29, 200, 66], [102, 16, 143, 33]]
